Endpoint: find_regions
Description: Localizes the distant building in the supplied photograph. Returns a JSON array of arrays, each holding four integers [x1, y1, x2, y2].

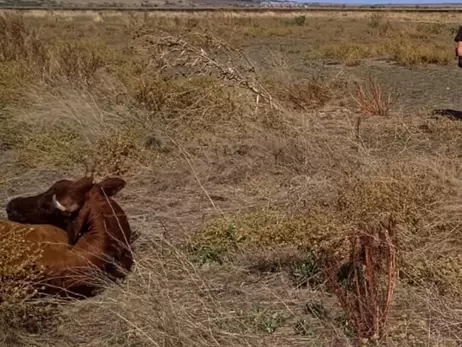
[[260, 1, 309, 7]]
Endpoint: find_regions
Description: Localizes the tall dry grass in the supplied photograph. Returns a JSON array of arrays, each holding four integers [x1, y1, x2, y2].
[[0, 10, 462, 347]]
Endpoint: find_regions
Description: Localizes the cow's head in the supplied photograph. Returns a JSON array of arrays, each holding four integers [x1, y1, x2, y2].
[[5, 176, 94, 229], [65, 176, 127, 246]]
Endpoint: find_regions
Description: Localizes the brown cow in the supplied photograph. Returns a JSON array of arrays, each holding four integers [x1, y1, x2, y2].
[[1, 176, 133, 298]]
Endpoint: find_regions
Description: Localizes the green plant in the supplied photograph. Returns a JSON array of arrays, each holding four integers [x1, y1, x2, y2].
[[293, 15, 306, 26], [237, 306, 286, 334], [367, 13, 383, 29], [12, 125, 86, 169], [292, 254, 323, 288]]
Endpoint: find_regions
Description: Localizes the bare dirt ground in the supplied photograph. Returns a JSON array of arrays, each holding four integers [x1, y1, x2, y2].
[[1, 9, 462, 347]]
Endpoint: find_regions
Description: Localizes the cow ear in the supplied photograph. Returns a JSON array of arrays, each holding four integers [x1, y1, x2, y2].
[[98, 177, 126, 197], [74, 176, 94, 194]]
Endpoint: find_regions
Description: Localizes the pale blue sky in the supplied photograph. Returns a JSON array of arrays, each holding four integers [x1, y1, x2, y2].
[[296, 0, 462, 3]]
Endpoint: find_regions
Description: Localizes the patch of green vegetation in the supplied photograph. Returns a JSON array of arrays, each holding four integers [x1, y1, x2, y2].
[[237, 306, 286, 334], [12, 125, 87, 170], [291, 15, 306, 26], [292, 254, 323, 288], [189, 165, 451, 259]]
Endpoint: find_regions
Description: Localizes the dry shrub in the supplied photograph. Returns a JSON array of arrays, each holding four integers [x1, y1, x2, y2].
[[261, 53, 337, 111], [130, 28, 276, 109], [314, 43, 377, 66], [93, 127, 152, 177], [307, 24, 452, 67], [265, 76, 333, 110], [187, 160, 462, 342], [386, 39, 453, 66], [366, 17, 395, 38], [129, 72, 279, 152], [407, 253, 462, 296], [50, 41, 106, 86], [0, 13, 48, 68], [124, 28, 290, 151], [132, 75, 174, 112], [132, 74, 237, 120], [351, 76, 398, 118], [0, 224, 43, 306], [323, 215, 398, 344]]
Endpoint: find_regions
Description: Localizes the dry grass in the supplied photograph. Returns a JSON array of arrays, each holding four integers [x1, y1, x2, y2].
[[0, 223, 56, 344], [386, 39, 454, 66], [0, 10, 462, 347]]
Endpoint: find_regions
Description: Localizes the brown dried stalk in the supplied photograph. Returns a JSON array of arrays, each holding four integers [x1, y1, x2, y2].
[[131, 28, 284, 112], [351, 76, 398, 117], [325, 214, 398, 343]]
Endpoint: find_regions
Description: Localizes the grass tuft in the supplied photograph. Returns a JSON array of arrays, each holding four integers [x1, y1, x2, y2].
[[351, 76, 399, 117]]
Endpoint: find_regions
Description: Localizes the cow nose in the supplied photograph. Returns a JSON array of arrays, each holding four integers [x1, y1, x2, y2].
[[5, 203, 13, 218], [5, 202, 21, 222]]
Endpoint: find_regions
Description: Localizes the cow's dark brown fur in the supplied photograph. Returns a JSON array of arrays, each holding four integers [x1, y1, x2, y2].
[[6, 176, 94, 245], [1, 176, 133, 298]]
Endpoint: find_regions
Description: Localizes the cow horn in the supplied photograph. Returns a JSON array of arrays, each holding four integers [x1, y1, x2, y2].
[[52, 194, 68, 212]]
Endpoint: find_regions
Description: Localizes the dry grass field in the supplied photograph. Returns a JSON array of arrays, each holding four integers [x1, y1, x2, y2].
[[2, 8, 462, 347]]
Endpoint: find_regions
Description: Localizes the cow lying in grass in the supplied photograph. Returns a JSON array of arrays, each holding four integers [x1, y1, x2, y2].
[[1, 175, 133, 298]]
